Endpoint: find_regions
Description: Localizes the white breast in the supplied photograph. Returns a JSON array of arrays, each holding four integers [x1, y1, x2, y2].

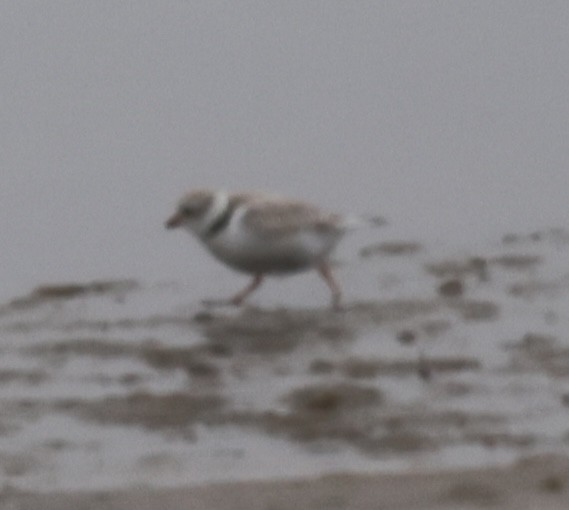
[[204, 205, 341, 274]]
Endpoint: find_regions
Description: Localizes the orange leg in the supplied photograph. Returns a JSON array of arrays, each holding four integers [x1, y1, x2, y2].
[[317, 261, 342, 310], [229, 274, 264, 306], [203, 274, 264, 307]]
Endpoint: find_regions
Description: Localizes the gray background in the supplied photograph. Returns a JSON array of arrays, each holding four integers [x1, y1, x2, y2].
[[2, 1, 568, 301]]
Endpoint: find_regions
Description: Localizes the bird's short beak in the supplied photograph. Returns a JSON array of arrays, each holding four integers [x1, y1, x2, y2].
[[165, 212, 183, 229]]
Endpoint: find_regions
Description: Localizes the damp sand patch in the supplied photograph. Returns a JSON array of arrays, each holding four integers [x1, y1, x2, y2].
[[360, 241, 423, 258], [6, 280, 139, 310], [308, 356, 481, 379], [24, 339, 222, 381], [56, 391, 226, 434]]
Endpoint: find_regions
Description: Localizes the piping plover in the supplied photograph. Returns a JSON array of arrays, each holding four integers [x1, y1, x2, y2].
[[165, 189, 370, 309]]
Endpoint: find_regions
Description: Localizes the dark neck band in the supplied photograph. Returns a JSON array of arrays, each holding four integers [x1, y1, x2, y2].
[[204, 205, 233, 238]]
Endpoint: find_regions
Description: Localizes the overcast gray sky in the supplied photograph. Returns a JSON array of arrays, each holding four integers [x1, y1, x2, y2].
[[2, 1, 569, 299]]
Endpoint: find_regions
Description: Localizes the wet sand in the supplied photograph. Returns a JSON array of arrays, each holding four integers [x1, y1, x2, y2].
[[1, 228, 569, 505], [4, 455, 569, 510]]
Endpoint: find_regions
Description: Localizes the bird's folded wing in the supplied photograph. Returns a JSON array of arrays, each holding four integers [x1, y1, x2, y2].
[[242, 201, 342, 238]]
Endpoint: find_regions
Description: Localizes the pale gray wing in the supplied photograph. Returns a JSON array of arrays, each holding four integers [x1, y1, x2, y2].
[[242, 200, 343, 239]]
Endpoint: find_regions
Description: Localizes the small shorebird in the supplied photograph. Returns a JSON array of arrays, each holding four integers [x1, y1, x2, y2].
[[165, 189, 371, 309]]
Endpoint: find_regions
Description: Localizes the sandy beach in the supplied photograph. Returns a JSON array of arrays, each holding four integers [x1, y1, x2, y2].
[[1, 226, 569, 510], [4, 455, 569, 510]]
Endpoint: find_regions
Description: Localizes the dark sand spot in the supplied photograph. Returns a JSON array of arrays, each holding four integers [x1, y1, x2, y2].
[[141, 346, 220, 380], [0, 453, 38, 477], [502, 233, 521, 244], [285, 383, 382, 415], [426, 257, 488, 282], [510, 332, 557, 352], [509, 275, 569, 299], [25, 338, 137, 359], [192, 310, 216, 323], [381, 411, 503, 431], [378, 411, 509, 453], [309, 359, 336, 375], [418, 356, 432, 381], [119, 373, 145, 386], [7, 280, 138, 309], [502, 228, 569, 246], [342, 359, 385, 379], [359, 241, 422, 258], [447, 299, 500, 321], [437, 279, 464, 297], [2, 399, 46, 424], [27, 339, 222, 380], [200, 307, 357, 355], [490, 254, 542, 270], [466, 432, 536, 449], [367, 215, 388, 227], [57, 392, 225, 433], [136, 452, 184, 472], [313, 357, 481, 380], [440, 381, 474, 397], [227, 400, 505, 455], [3, 314, 196, 334], [0, 370, 48, 385], [396, 329, 416, 345], [420, 319, 452, 338], [539, 476, 565, 493], [225, 383, 388, 453], [41, 439, 74, 451], [349, 300, 440, 324], [61, 315, 196, 332], [506, 333, 569, 377], [444, 481, 502, 506]]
